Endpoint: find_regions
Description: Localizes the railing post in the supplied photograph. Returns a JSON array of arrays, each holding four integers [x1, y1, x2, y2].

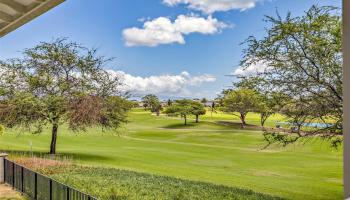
[[0, 153, 8, 183], [34, 173, 37, 199], [49, 179, 52, 200], [21, 166, 24, 192], [66, 186, 70, 200], [12, 161, 14, 189], [0, 158, 95, 200]]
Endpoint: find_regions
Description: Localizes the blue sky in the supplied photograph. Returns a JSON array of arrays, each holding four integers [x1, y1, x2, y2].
[[0, 0, 341, 100]]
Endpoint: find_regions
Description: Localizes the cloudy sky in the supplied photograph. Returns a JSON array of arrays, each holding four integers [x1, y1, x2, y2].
[[0, 0, 341, 99]]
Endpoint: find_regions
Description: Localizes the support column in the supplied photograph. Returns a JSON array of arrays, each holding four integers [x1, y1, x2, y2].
[[344, 0, 350, 199], [0, 153, 8, 183]]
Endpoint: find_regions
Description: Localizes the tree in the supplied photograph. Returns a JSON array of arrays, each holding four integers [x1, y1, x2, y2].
[[167, 99, 173, 106], [191, 101, 206, 123], [153, 101, 163, 116], [222, 89, 261, 128], [262, 99, 322, 148], [258, 92, 289, 127], [234, 77, 271, 127], [164, 100, 193, 125], [235, 77, 289, 127], [142, 102, 148, 110], [240, 6, 342, 135], [201, 98, 208, 104], [210, 101, 216, 117], [0, 38, 130, 154], [141, 94, 161, 115], [141, 94, 156, 110], [0, 124, 4, 136]]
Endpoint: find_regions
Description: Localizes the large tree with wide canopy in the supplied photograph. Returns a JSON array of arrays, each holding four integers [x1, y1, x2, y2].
[[239, 5, 342, 144], [0, 38, 132, 154]]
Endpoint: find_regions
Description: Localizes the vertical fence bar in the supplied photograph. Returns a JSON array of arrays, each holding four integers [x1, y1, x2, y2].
[[67, 186, 70, 200], [50, 179, 53, 200], [34, 173, 37, 200], [12, 161, 14, 189], [3, 158, 5, 183], [3, 159, 97, 200], [21, 166, 24, 192]]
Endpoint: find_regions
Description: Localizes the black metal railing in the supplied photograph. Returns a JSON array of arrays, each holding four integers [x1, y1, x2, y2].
[[4, 158, 98, 200]]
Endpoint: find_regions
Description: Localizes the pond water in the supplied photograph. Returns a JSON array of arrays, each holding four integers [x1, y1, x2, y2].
[[276, 122, 333, 128]]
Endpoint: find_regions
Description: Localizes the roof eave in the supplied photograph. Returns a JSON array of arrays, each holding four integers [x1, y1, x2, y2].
[[0, 0, 65, 37]]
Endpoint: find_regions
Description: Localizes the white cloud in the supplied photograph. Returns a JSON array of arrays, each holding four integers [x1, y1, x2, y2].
[[122, 15, 229, 47], [163, 0, 259, 14], [106, 70, 216, 96], [233, 61, 270, 76], [174, 15, 228, 34]]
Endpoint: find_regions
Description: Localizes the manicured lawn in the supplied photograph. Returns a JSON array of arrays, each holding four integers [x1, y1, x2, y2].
[[198, 109, 286, 127], [0, 109, 343, 200]]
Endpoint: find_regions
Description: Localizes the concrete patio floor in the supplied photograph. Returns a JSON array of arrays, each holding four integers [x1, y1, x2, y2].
[[0, 184, 23, 200]]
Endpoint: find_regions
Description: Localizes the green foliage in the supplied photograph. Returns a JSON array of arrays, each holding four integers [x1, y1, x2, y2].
[[221, 89, 261, 127], [234, 77, 290, 127], [165, 99, 206, 124], [262, 131, 300, 148], [167, 99, 173, 106], [100, 96, 133, 131], [0, 92, 46, 131], [141, 94, 162, 114], [240, 5, 342, 135], [0, 38, 130, 154], [191, 101, 206, 123], [0, 124, 4, 136], [258, 92, 289, 127], [165, 99, 193, 125]]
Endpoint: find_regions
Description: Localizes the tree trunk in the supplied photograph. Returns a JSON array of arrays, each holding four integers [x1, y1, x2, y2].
[[156, 110, 160, 116], [184, 115, 187, 125], [240, 113, 246, 128], [195, 115, 199, 123], [49, 121, 59, 154], [261, 113, 266, 127], [296, 124, 302, 136]]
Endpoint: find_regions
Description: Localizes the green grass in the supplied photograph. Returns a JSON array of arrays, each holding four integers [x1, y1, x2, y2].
[[197, 109, 286, 127], [0, 109, 343, 200], [39, 165, 283, 200]]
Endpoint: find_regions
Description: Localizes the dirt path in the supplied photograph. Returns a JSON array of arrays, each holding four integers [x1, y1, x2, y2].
[[0, 184, 23, 200]]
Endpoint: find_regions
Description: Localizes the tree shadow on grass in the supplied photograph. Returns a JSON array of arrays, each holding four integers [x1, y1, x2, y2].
[[162, 120, 263, 131], [215, 121, 261, 130], [161, 123, 198, 129]]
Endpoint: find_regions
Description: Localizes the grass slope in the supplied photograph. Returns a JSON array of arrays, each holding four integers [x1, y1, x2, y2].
[[40, 165, 283, 200], [0, 109, 343, 199]]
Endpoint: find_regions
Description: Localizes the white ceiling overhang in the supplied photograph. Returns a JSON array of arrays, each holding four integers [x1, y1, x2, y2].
[[0, 0, 65, 37]]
